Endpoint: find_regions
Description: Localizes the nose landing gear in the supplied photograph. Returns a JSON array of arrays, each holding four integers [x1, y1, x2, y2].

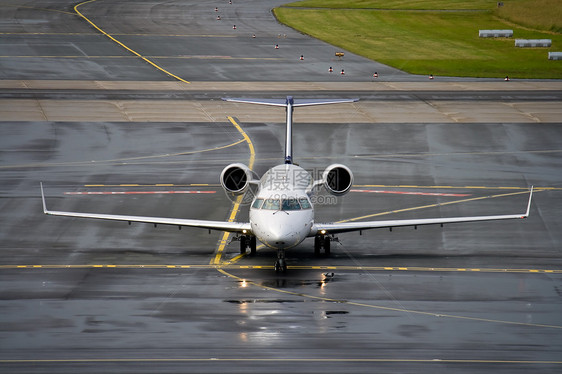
[[274, 249, 287, 273]]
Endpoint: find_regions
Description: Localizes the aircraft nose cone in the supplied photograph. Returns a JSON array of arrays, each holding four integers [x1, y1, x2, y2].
[[251, 209, 312, 250], [268, 226, 294, 245]]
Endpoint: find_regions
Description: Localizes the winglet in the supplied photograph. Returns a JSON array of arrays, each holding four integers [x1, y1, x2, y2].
[[40, 182, 48, 214], [524, 186, 533, 218]]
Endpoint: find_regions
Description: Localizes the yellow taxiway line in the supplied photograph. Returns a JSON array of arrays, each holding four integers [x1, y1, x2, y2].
[[211, 116, 256, 266], [2, 264, 559, 274], [74, 0, 190, 84]]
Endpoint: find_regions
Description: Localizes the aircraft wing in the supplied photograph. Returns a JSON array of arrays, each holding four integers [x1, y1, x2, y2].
[[40, 184, 251, 233], [313, 187, 533, 235]]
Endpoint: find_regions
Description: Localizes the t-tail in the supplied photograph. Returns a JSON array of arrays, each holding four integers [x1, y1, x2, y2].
[[222, 96, 359, 164]]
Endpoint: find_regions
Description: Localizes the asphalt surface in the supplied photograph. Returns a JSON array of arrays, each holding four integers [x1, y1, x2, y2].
[[1, 1, 561, 373]]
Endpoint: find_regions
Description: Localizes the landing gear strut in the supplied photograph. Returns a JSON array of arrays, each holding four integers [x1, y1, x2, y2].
[[238, 235, 256, 255], [314, 234, 334, 256], [274, 249, 287, 273]]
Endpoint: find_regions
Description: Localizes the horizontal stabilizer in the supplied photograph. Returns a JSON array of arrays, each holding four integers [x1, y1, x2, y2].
[[293, 98, 359, 107], [222, 96, 359, 164], [222, 97, 359, 107], [222, 98, 288, 107]]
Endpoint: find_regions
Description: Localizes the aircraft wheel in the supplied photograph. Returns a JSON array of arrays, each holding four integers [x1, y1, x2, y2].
[[314, 236, 321, 256], [239, 236, 247, 254], [250, 236, 257, 256], [324, 237, 331, 255], [274, 259, 287, 273]]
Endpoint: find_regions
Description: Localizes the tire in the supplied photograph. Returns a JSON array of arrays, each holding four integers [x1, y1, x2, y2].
[[239, 236, 247, 254], [250, 236, 257, 255]]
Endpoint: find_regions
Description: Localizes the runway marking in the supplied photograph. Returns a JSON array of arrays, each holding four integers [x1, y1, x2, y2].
[[0, 357, 560, 365], [64, 190, 216, 195], [2, 264, 559, 274], [73, 0, 190, 84], [211, 116, 255, 266], [0, 55, 282, 61], [353, 184, 548, 190], [84, 184, 219, 187], [0, 32, 239, 37], [350, 189, 471, 197]]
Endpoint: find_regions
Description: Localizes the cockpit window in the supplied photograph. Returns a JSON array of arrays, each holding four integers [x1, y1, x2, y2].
[[282, 198, 301, 211], [262, 199, 280, 210], [299, 197, 312, 209], [251, 198, 264, 209]]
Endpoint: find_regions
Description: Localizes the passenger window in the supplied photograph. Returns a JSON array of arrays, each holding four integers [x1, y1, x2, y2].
[[251, 199, 264, 209], [299, 197, 311, 209], [282, 198, 301, 211], [262, 199, 280, 210]]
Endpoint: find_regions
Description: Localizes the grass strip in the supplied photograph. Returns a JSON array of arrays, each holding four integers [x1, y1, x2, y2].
[[275, 0, 562, 78]]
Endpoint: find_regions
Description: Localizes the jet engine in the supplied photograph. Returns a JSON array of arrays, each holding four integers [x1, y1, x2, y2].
[[220, 163, 254, 195], [322, 164, 354, 196]]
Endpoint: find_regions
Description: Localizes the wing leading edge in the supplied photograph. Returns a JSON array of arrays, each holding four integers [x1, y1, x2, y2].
[[40, 183, 251, 233], [313, 187, 533, 235]]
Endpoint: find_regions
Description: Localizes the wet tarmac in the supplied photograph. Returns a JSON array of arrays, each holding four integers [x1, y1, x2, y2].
[[1, 1, 561, 373]]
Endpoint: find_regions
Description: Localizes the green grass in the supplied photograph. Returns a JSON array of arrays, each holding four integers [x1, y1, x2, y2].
[[274, 0, 562, 78], [283, 0, 497, 10], [496, 0, 562, 33]]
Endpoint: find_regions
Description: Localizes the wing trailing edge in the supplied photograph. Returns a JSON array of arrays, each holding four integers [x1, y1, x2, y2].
[[313, 187, 534, 235], [40, 183, 251, 233]]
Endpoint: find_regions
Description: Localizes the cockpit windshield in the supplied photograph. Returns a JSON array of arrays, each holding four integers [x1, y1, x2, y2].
[[282, 198, 300, 211], [251, 199, 264, 209], [252, 197, 312, 210], [299, 197, 311, 209], [262, 199, 280, 210]]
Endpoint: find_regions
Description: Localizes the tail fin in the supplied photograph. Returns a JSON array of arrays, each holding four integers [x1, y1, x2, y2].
[[223, 96, 358, 164]]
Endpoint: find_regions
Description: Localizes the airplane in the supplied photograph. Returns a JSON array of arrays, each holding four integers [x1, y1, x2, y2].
[[41, 96, 533, 272]]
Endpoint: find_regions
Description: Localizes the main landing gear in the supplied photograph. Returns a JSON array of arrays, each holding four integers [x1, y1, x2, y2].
[[314, 234, 335, 256], [238, 235, 256, 255]]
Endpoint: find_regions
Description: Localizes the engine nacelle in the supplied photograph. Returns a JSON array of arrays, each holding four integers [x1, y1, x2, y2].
[[220, 163, 253, 195], [322, 164, 354, 196]]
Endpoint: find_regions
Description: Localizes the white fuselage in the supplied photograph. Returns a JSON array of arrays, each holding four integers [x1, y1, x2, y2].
[[249, 164, 315, 249]]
